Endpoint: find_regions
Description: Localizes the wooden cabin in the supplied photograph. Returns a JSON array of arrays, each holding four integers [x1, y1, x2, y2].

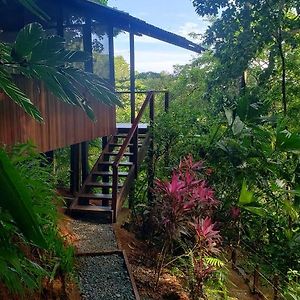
[[0, 0, 203, 221]]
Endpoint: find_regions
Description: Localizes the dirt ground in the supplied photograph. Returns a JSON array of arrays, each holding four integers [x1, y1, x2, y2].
[[114, 223, 263, 300]]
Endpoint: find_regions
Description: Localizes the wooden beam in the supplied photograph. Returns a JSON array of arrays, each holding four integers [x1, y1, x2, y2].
[[80, 15, 93, 183], [130, 32, 135, 123], [147, 94, 155, 205]]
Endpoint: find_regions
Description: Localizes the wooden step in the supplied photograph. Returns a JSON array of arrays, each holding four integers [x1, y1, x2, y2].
[[78, 193, 113, 200], [106, 152, 133, 156], [71, 204, 112, 212], [110, 143, 133, 147], [92, 171, 129, 177], [115, 134, 147, 139], [110, 143, 142, 147], [99, 161, 133, 167], [99, 161, 133, 166], [85, 181, 123, 188], [70, 204, 113, 223]]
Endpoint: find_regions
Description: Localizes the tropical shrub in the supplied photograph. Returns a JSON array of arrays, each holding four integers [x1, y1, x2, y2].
[[151, 156, 224, 298], [0, 143, 73, 295]]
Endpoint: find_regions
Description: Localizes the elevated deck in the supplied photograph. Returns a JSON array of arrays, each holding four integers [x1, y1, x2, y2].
[[117, 123, 149, 134]]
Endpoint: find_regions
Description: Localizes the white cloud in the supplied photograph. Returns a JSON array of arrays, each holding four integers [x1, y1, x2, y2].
[[178, 22, 207, 39], [116, 49, 197, 72]]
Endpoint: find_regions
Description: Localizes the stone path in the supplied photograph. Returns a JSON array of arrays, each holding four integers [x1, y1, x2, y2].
[[68, 218, 137, 300], [69, 219, 118, 253]]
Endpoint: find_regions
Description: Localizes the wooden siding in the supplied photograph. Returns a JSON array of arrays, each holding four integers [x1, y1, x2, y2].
[[0, 76, 116, 152]]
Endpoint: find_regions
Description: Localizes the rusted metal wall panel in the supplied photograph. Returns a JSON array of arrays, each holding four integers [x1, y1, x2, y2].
[[0, 76, 116, 152]]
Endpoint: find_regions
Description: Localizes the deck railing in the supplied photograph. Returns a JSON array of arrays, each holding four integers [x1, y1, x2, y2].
[[111, 90, 169, 221]]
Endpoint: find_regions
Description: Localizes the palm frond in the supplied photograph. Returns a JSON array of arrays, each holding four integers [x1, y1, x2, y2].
[[1, 23, 122, 121]]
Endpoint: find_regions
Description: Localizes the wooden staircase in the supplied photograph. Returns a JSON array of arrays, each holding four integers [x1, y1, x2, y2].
[[69, 92, 154, 223]]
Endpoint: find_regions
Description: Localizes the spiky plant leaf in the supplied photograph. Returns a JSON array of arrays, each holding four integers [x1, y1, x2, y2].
[[0, 69, 43, 121], [0, 149, 46, 247]]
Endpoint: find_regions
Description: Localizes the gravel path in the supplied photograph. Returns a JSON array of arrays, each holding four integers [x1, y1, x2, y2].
[[68, 219, 118, 253], [76, 254, 135, 300]]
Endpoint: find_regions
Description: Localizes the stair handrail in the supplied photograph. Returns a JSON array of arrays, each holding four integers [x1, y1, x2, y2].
[[116, 90, 169, 113], [111, 91, 154, 220], [112, 91, 154, 168]]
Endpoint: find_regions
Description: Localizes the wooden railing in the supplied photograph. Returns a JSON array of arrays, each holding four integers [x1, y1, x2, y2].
[[116, 90, 170, 113], [111, 91, 153, 220], [111, 90, 169, 221]]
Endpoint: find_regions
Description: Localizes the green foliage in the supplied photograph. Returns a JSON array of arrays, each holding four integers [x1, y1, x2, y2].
[[148, 5, 300, 288], [283, 269, 300, 300], [0, 144, 73, 294], [0, 149, 46, 247], [0, 23, 121, 121]]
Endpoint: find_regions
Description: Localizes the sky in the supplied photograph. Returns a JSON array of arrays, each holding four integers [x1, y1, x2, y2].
[[107, 0, 208, 73]]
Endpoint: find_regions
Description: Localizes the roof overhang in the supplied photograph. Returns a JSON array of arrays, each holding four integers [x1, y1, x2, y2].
[[65, 0, 205, 53]]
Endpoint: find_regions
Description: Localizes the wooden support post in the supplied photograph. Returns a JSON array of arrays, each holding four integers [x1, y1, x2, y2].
[[80, 16, 93, 184], [41, 151, 54, 169], [273, 274, 279, 300], [102, 136, 108, 150], [164, 91, 170, 112], [163, 91, 170, 168], [129, 32, 135, 123], [108, 26, 116, 89], [128, 32, 136, 208], [253, 265, 259, 294], [45, 150, 54, 164], [70, 144, 80, 195], [81, 142, 89, 183], [147, 93, 155, 205]]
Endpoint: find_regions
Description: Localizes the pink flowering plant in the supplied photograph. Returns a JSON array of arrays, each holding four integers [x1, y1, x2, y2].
[[152, 155, 223, 294], [153, 155, 219, 242], [189, 217, 222, 298]]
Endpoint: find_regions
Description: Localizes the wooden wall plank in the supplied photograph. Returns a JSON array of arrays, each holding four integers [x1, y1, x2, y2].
[[0, 76, 116, 152]]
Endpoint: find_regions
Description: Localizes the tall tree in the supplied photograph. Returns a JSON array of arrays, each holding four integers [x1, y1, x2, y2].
[[192, 0, 300, 114]]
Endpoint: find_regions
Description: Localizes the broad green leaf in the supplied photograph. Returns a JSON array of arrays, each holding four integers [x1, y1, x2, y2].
[[0, 149, 46, 248], [238, 180, 254, 205], [224, 108, 233, 126], [232, 116, 244, 136], [282, 200, 299, 221], [244, 206, 266, 217], [276, 130, 300, 154], [13, 23, 44, 59]]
